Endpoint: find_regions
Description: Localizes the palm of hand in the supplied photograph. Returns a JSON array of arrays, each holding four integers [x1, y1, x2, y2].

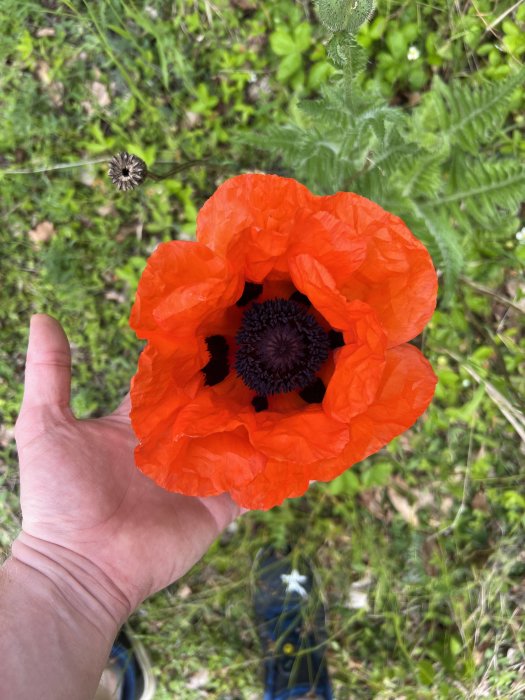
[[15, 316, 239, 610]]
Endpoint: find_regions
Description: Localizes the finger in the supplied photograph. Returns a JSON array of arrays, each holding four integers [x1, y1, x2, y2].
[[112, 391, 131, 417], [21, 314, 71, 409]]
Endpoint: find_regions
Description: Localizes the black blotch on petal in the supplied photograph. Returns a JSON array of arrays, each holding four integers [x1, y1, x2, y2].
[[236, 282, 263, 307], [202, 335, 229, 386], [252, 395, 268, 412], [299, 377, 326, 404], [328, 330, 345, 350], [289, 291, 311, 307]]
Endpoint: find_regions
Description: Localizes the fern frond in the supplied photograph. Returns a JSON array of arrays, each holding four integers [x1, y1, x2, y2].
[[421, 68, 525, 155], [397, 145, 449, 199], [439, 157, 525, 228], [244, 80, 407, 193], [299, 81, 389, 123], [359, 128, 416, 179], [240, 123, 347, 193], [409, 205, 465, 301], [240, 124, 309, 165], [299, 94, 351, 130]]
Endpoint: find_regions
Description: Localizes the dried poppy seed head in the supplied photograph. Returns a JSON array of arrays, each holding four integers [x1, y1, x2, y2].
[[108, 152, 147, 191]]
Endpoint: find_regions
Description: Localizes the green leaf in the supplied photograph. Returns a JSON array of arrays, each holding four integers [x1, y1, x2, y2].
[[326, 33, 367, 72], [346, 0, 375, 34], [308, 61, 335, 90], [445, 385, 485, 422], [294, 23, 312, 52], [328, 469, 360, 495], [317, 0, 354, 32], [361, 461, 392, 488], [277, 53, 303, 82], [386, 29, 407, 58], [16, 29, 34, 63], [418, 660, 435, 685], [317, 0, 375, 34], [270, 29, 296, 56], [368, 15, 387, 40], [124, 144, 157, 167], [402, 22, 419, 43], [450, 637, 463, 657]]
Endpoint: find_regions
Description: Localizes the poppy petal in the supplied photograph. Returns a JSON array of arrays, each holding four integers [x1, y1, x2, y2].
[[197, 174, 314, 282], [248, 406, 349, 462], [130, 240, 243, 341], [310, 343, 437, 481], [134, 434, 211, 491], [172, 373, 252, 439], [288, 253, 360, 330], [323, 301, 387, 422], [230, 458, 310, 510], [289, 210, 367, 285], [130, 340, 207, 442], [136, 427, 266, 497], [318, 192, 437, 346]]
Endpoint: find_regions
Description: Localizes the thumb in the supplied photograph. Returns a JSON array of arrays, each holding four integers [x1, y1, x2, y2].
[[20, 314, 71, 410]]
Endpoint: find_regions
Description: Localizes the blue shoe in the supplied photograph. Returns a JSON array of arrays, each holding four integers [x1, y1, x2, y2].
[[96, 626, 156, 700], [108, 637, 138, 700], [252, 548, 333, 700]]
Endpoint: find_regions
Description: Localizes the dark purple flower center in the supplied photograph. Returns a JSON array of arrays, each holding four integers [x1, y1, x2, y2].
[[234, 298, 329, 396]]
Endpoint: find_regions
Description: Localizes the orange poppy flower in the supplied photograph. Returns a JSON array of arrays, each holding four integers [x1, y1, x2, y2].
[[130, 174, 438, 510]]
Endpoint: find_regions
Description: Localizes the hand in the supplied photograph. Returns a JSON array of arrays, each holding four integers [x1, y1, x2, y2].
[[13, 314, 240, 617]]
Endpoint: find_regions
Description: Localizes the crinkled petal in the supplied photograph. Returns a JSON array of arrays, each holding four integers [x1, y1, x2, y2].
[[196, 174, 314, 282], [318, 192, 437, 346], [248, 406, 349, 462], [172, 373, 252, 439], [136, 427, 266, 497], [323, 301, 387, 422], [288, 253, 359, 330], [130, 340, 206, 442], [135, 434, 210, 491], [132, 345, 265, 495], [310, 344, 437, 482], [288, 210, 367, 286], [231, 458, 310, 510], [130, 240, 243, 341]]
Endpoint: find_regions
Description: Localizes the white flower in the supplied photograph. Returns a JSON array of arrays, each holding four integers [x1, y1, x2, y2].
[[281, 569, 308, 598], [516, 226, 525, 244], [407, 46, 420, 61], [144, 5, 158, 19]]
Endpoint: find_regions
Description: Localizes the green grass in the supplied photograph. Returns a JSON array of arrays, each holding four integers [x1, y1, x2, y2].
[[1, 0, 524, 697]]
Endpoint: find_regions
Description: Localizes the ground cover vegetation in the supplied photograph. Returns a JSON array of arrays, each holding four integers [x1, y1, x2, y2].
[[0, 0, 524, 697]]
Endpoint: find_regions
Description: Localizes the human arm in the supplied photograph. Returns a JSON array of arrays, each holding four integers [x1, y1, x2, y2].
[[1, 314, 240, 700]]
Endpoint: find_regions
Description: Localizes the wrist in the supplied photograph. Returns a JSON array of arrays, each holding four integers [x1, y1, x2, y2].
[[1, 534, 130, 700], [9, 532, 131, 632]]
